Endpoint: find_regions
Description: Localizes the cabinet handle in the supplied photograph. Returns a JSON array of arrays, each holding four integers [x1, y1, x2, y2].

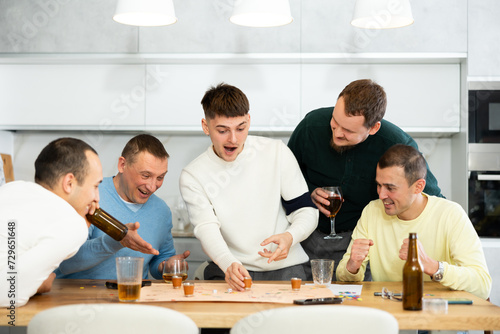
[[477, 174, 500, 181]]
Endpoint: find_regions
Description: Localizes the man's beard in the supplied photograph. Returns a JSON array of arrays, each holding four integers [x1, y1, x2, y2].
[[330, 137, 355, 154]]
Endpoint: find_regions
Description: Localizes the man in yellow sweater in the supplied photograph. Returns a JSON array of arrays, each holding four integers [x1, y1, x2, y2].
[[336, 144, 491, 299]]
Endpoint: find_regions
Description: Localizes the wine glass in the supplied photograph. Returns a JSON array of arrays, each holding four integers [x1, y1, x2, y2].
[[162, 259, 188, 283], [321, 186, 343, 240]]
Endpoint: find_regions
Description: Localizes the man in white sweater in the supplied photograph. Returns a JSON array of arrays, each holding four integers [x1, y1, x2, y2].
[[180, 83, 319, 291], [0, 138, 102, 307]]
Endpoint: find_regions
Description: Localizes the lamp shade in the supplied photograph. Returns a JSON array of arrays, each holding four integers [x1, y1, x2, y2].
[[113, 0, 177, 27], [351, 0, 414, 29], [230, 0, 293, 27]]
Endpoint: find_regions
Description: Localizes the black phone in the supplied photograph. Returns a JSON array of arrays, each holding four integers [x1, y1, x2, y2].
[[293, 297, 343, 305], [446, 298, 473, 305], [105, 280, 152, 289]]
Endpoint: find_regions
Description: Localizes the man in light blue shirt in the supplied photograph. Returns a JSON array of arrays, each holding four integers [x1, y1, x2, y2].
[[56, 134, 189, 279]]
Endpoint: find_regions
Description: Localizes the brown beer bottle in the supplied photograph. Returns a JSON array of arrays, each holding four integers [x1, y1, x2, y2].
[[86, 208, 128, 241], [402, 232, 424, 310]]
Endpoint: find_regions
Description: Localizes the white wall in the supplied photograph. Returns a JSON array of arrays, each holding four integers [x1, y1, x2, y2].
[[0, 130, 14, 156]]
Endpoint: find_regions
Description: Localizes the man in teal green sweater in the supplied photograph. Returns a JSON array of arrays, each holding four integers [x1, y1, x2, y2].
[[288, 79, 443, 280]]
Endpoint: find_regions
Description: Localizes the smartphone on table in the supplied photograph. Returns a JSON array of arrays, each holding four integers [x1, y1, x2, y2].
[[105, 280, 151, 289], [293, 297, 343, 305]]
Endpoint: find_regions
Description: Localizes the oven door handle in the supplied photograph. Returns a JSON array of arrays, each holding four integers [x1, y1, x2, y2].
[[477, 174, 500, 181]]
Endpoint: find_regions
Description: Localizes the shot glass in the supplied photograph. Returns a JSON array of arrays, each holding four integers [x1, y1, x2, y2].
[[172, 275, 182, 289], [116, 257, 144, 302], [291, 277, 302, 291], [244, 276, 252, 290], [183, 282, 195, 297]]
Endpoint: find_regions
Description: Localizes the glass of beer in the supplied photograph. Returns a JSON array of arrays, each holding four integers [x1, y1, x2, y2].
[[321, 186, 343, 240], [116, 257, 144, 302], [162, 259, 188, 283]]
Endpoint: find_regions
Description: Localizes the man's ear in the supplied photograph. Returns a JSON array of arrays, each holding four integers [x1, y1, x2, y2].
[[61, 173, 76, 195], [117, 156, 127, 173], [368, 121, 381, 135], [201, 118, 210, 136], [414, 178, 426, 194]]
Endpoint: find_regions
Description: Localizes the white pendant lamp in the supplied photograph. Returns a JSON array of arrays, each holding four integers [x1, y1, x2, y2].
[[351, 0, 414, 29], [113, 0, 177, 27], [230, 0, 293, 28]]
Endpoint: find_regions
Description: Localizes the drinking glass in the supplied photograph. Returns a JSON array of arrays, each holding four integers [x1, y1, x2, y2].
[[321, 186, 343, 240], [162, 259, 188, 283], [310, 259, 334, 287], [116, 257, 144, 302]]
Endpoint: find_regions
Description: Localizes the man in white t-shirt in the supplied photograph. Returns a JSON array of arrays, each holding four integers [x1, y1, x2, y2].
[[180, 83, 318, 291]]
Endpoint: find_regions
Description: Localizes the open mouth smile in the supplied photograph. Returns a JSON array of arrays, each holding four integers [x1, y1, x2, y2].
[[224, 146, 237, 154]]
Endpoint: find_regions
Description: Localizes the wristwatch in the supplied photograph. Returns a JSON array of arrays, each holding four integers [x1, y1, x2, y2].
[[431, 261, 444, 282]]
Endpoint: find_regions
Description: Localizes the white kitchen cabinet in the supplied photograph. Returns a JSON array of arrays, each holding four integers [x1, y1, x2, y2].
[[0, 64, 146, 130], [468, 0, 500, 78], [0, 61, 461, 134], [301, 63, 460, 133], [145, 64, 301, 132]]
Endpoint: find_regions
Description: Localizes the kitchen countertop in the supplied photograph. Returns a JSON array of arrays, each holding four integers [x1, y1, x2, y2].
[[172, 229, 195, 238]]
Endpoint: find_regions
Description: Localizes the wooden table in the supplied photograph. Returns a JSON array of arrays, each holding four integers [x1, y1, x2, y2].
[[2, 279, 500, 331]]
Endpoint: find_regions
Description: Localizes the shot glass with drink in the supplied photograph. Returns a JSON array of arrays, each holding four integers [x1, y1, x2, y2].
[[116, 257, 144, 302], [244, 276, 252, 290], [291, 277, 302, 291], [171, 276, 182, 289], [183, 282, 195, 297]]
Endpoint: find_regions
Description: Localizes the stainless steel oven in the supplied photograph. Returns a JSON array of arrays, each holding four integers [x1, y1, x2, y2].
[[468, 90, 500, 236], [469, 90, 500, 143], [468, 144, 500, 237]]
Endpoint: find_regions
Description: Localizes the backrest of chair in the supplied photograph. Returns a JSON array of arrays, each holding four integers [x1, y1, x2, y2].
[[230, 305, 398, 334], [27, 303, 198, 334]]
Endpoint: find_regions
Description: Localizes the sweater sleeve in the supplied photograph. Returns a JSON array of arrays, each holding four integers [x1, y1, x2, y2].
[[1, 218, 87, 307], [55, 225, 124, 277], [279, 142, 318, 245], [179, 170, 241, 274], [438, 205, 492, 299]]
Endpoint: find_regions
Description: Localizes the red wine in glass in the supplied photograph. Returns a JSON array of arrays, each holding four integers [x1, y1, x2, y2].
[[321, 186, 343, 240]]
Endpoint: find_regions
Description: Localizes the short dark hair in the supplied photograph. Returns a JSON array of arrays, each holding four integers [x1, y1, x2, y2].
[[338, 79, 387, 128], [201, 83, 250, 120], [378, 144, 427, 185], [121, 134, 169, 164], [35, 137, 97, 189]]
